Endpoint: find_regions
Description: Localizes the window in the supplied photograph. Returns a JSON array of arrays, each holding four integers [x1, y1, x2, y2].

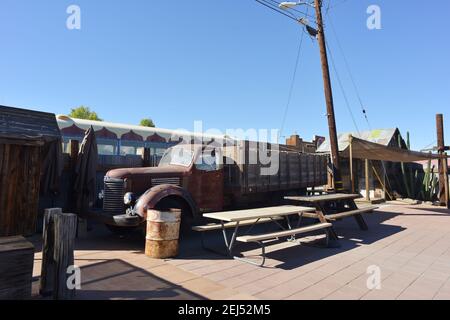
[[159, 147, 194, 167], [97, 139, 118, 155], [120, 141, 144, 156], [195, 154, 218, 172], [98, 144, 117, 155], [61, 137, 82, 154]]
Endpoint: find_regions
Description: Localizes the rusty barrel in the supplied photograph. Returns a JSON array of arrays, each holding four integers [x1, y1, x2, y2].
[[145, 209, 181, 259]]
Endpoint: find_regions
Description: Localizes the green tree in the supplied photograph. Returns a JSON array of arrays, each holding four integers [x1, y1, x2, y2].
[[139, 118, 155, 128], [69, 106, 102, 121]]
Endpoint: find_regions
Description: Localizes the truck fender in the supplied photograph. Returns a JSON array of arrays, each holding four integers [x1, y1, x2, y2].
[[134, 184, 198, 219]]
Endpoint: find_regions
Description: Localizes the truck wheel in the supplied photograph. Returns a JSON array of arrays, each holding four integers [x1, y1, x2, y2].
[[154, 197, 194, 236]]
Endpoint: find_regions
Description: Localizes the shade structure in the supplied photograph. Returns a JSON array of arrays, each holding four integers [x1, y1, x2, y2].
[[344, 135, 443, 162]]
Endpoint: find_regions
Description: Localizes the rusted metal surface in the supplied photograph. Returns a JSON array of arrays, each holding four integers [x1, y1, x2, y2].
[[135, 184, 198, 219], [187, 165, 224, 213], [145, 209, 181, 259]]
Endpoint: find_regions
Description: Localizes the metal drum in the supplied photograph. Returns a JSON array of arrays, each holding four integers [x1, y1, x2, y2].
[[145, 209, 181, 259]]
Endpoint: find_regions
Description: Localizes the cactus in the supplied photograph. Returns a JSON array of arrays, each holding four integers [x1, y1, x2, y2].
[[398, 134, 412, 198], [407, 133, 416, 198], [421, 160, 439, 202]]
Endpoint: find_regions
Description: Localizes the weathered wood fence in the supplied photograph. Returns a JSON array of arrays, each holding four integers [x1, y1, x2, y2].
[[40, 208, 77, 300]]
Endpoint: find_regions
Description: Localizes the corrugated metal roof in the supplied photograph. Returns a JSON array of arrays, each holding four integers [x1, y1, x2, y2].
[[317, 128, 398, 153], [0, 105, 61, 143]]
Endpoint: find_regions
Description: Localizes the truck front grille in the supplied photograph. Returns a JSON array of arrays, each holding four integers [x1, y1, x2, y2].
[[103, 178, 125, 214], [151, 177, 181, 187]]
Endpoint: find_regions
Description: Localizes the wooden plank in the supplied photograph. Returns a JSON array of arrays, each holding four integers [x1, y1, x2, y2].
[[324, 206, 377, 220], [203, 205, 315, 222], [40, 209, 77, 300], [0, 236, 34, 300], [40, 208, 62, 296], [0, 144, 41, 237], [53, 212, 77, 300], [236, 223, 332, 243]]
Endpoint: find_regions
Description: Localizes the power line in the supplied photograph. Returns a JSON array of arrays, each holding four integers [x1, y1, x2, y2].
[[327, 13, 372, 129], [326, 39, 361, 134], [326, 0, 350, 12], [254, 0, 299, 22], [279, 20, 307, 140], [264, 0, 316, 20]]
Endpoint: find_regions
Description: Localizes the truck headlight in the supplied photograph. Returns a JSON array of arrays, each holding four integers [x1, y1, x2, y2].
[[123, 192, 136, 206]]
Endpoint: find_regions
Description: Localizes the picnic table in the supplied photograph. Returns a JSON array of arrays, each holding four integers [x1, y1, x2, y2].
[[285, 193, 378, 238], [195, 205, 332, 266]]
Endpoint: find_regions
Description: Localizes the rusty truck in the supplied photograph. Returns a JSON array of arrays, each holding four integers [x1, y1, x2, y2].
[[96, 140, 329, 232]]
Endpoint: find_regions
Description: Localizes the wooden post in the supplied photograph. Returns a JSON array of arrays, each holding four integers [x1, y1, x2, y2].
[[314, 0, 343, 192], [40, 208, 77, 300], [143, 147, 151, 167], [437, 114, 449, 207], [40, 208, 61, 296], [349, 135, 355, 193], [444, 153, 449, 209], [53, 212, 77, 300], [69, 140, 79, 168], [365, 159, 370, 201]]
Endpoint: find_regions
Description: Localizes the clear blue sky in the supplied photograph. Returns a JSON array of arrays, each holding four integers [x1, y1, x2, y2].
[[1, 0, 449, 150]]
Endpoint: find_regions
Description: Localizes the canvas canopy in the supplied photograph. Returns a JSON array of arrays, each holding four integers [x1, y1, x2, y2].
[[343, 135, 443, 162]]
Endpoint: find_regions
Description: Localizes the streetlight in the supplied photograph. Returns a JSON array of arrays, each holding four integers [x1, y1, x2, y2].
[[278, 2, 318, 37], [278, 1, 315, 10]]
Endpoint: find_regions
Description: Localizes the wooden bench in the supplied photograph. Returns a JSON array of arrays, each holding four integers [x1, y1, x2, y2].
[[235, 222, 333, 266], [324, 206, 377, 221], [192, 217, 283, 232], [290, 206, 378, 221]]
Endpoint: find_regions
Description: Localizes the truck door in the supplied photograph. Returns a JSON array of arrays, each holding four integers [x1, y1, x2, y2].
[[190, 149, 224, 212]]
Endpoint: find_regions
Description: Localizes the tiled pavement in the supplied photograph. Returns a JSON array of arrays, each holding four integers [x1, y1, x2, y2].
[[31, 203, 450, 300]]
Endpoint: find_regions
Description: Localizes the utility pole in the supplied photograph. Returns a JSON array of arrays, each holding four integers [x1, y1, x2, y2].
[[436, 114, 449, 208], [314, 0, 344, 192]]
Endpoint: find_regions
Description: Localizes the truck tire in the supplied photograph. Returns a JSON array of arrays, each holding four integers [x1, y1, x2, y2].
[[154, 196, 194, 236]]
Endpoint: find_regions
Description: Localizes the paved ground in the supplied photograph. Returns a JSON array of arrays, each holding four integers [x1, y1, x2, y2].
[[31, 202, 450, 300]]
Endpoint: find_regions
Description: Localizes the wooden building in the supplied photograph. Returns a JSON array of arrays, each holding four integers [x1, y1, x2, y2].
[[0, 106, 62, 237], [286, 134, 325, 153]]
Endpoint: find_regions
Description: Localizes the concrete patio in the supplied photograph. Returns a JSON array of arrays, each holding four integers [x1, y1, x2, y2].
[[31, 202, 450, 300]]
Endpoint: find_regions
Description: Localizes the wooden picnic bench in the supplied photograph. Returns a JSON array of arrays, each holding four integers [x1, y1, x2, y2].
[[285, 194, 378, 238], [193, 205, 333, 266]]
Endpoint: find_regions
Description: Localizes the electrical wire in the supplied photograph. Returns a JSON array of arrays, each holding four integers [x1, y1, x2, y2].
[[326, 39, 361, 134], [254, 0, 299, 22], [264, 0, 316, 20], [279, 14, 308, 140], [327, 13, 372, 129], [326, 0, 350, 11]]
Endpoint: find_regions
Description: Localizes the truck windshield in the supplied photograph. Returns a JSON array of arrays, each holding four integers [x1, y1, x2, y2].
[[158, 147, 194, 167]]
